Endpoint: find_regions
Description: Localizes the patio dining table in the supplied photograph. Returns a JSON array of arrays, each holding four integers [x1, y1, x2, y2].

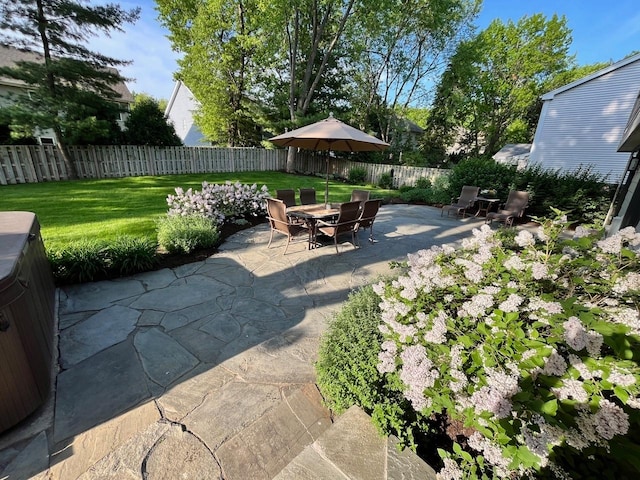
[[287, 203, 340, 249]]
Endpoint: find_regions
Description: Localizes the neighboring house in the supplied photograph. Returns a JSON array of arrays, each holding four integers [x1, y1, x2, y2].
[[0, 44, 134, 144], [164, 80, 210, 146], [529, 53, 640, 183], [492, 143, 531, 171], [392, 117, 424, 150]]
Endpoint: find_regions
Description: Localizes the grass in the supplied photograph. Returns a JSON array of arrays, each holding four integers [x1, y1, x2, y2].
[[1, 171, 391, 250]]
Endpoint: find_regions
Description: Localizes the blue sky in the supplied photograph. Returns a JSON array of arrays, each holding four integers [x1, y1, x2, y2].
[[99, 0, 640, 102]]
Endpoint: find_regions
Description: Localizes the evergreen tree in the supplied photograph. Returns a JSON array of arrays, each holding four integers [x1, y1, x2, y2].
[[124, 97, 182, 146], [0, 0, 139, 178]]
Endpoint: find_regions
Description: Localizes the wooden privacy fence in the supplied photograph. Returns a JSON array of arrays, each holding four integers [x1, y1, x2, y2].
[[0, 144, 448, 187], [295, 151, 448, 188], [0, 145, 287, 184]]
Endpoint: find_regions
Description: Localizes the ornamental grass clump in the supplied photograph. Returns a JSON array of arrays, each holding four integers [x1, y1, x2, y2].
[[374, 211, 640, 479], [166, 181, 270, 223]]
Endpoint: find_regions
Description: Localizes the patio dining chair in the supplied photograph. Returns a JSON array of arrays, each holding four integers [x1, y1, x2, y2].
[[299, 188, 317, 205], [355, 199, 382, 243], [316, 200, 362, 254], [441, 185, 480, 218], [350, 189, 370, 204], [486, 191, 529, 227], [276, 189, 296, 207], [266, 198, 308, 254]]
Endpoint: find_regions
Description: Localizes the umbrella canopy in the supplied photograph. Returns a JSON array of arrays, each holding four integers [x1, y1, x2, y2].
[[269, 116, 389, 152], [270, 116, 389, 205]]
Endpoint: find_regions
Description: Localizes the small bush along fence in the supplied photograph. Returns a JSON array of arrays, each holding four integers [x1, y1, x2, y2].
[[316, 211, 640, 479]]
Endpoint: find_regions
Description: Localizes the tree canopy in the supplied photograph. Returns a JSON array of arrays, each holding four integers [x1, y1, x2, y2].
[[423, 13, 609, 160], [0, 0, 139, 177], [156, 0, 479, 170]]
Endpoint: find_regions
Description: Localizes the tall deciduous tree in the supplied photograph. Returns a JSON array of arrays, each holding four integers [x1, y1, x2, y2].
[[0, 0, 139, 178], [426, 14, 575, 158], [158, 0, 480, 171], [157, 0, 264, 147], [349, 0, 480, 144]]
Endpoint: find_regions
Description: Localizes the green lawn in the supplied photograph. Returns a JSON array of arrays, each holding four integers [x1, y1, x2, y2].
[[1, 172, 389, 250]]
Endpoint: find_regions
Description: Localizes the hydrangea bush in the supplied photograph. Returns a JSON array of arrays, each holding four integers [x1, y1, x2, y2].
[[166, 181, 270, 223], [373, 213, 640, 478]]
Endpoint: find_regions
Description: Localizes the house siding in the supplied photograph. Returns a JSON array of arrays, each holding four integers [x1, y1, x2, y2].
[[165, 81, 208, 146], [530, 57, 640, 183]]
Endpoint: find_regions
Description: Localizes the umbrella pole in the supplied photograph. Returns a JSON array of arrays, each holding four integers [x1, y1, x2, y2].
[[325, 154, 330, 207]]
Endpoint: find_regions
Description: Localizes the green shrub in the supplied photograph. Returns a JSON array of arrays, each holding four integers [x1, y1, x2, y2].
[[48, 236, 160, 284], [379, 172, 393, 189], [401, 151, 426, 166], [399, 188, 432, 204], [108, 236, 158, 276], [515, 164, 613, 224], [316, 285, 385, 414], [447, 157, 517, 203], [48, 239, 109, 284], [348, 167, 367, 184], [447, 158, 613, 225], [157, 214, 220, 254], [414, 177, 430, 189], [430, 173, 452, 205]]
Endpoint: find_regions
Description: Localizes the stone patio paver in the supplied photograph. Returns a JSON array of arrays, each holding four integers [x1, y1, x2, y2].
[[0, 205, 489, 479]]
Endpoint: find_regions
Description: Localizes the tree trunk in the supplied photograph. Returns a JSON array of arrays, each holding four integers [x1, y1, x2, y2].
[[54, 126, 78, 179], [286, 146, 296, 173]]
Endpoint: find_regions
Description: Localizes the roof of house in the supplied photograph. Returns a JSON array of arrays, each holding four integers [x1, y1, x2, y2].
[[0, 44, 133, 103], [492, 143, 531, 161], [164, 80, 199, 116], [541, 52, 640, 101], [400, 118, 424, 134], [618, 91, 640, 152]]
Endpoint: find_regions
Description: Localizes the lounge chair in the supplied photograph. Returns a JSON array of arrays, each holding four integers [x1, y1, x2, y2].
[[266, 198, 308, 254], [299, 188, 317, 205], [317, 200, 362, 254], [441, 185, 480, 218], [486, 191, 529, 227], [276, 189, 296, 207], [356, 199, 382, 243]]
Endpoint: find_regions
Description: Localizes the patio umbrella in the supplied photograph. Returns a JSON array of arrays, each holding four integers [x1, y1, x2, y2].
[[269, 115, 390, 204]]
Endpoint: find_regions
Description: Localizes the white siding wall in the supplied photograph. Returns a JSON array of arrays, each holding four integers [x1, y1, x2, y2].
[[165, 82, 208, 146], [530, 59, 640, 183]]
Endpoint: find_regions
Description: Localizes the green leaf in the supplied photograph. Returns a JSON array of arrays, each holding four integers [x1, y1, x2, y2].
[[541, 399, 558, 415], [452, 442, 463, 455], [515, 446, 541, 467], [614, 386, 630, 404]]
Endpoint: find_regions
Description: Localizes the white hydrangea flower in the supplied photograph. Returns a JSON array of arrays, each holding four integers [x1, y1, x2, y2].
[[542, 350, 567, 376], [594, 399, 629, 440], [438, 458, 463, 480], [498, 293, 524, 313], [515, 230, 535, 247], [552, 379, 588, 403]]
